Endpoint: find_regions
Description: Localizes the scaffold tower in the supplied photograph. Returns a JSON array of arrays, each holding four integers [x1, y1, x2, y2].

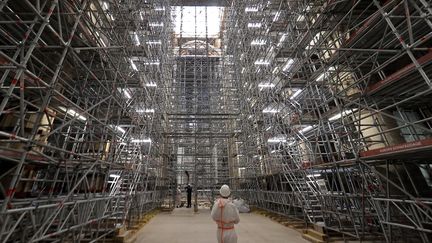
[[0, 0, 431, 242]]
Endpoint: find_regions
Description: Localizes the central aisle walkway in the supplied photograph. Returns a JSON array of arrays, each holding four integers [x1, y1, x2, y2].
[[135, 208, 308, 243]]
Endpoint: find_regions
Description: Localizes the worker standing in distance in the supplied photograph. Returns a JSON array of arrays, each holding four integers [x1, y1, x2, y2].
[[185, 184, 192, 208], [211, 185, 240, 243]]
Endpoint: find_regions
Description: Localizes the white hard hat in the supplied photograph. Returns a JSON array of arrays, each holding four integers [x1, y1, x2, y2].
[[220, 184, 231, 197]]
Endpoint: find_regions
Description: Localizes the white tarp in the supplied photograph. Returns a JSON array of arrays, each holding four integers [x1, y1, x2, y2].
[[233, 198, 250, 213]]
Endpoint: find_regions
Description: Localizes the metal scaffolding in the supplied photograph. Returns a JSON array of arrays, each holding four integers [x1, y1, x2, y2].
[[225, 0, 432, 242], [0, 0, 172, 241], [0, 0, 431, 242]]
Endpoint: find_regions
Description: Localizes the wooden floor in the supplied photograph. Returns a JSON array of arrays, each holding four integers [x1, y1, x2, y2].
[[135, 207, 308, 243]]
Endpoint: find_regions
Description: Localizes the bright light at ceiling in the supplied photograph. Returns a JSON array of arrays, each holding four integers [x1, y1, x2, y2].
[[307, 173, 321, 178], [248, 22, 262, 28], [258, 83, 275, 88], [268, 137, 287, 143], [268, 136, 295, 144], [245, 6, 259, 12], [145, 61, 160, 66], [149, 22, 164, 27], [254, 59, 270, 65], [251, 39, 266, 46], [146, 83, 157, 87], [137, 109, 155, 113], [146, 40, 162, 45], [263, 108, 279, 113], [173, 7, 224, 38], [131, 138, 152, 143]]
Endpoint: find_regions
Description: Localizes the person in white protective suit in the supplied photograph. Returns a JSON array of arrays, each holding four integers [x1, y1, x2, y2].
[[211, 185, 240, 243], [176, 186, 182, 207]]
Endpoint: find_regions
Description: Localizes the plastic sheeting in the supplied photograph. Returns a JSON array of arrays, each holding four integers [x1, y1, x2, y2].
[[233, 198, 250, 213]]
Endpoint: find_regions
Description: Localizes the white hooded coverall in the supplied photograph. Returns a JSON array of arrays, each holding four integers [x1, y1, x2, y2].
[[211, 198, 240, 243], [176, 188, 182, 207]]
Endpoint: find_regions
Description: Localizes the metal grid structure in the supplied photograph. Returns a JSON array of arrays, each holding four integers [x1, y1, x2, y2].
[[0, 0, 431, 242], [0, 0, 172, 241], [166, 3, 238, 209], [225, 0, 432, 242]]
